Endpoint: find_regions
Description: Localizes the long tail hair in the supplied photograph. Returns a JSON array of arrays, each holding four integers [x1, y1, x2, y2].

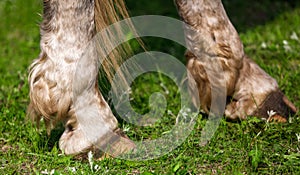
[[94, 0, 142, 85]]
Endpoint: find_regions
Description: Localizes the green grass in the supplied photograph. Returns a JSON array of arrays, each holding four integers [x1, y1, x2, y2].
[[1, 0, 300, 174]]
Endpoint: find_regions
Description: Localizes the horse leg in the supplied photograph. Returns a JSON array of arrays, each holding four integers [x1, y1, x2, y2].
[[28, 0, 134, 155], [175, 0, 297, 120]]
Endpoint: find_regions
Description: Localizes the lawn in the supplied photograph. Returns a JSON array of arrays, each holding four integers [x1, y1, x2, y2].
[[0, 0, 300, 174]]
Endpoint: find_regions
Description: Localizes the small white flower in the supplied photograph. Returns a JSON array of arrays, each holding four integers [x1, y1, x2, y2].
[[94, 164, 100, 171], [180, 111, 188, 117], [267, 110, 276, 117], [41, 169, 49, 174], [261, 42, 267, 49], [282, 40, 292, 52], [290, 32, 299, 41], [40, 169, 56, 175], [50, 169, 55, 175], [69, 167, 76, 173], [179, 108, 189, 118]]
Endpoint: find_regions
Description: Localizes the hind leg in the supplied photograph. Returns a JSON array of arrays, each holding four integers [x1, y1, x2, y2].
[[175, 0, 297, 119]]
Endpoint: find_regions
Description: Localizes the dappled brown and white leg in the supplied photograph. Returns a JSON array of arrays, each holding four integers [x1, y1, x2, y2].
[[175, 0, 297, 120], [28, 0, 134, 155], [175, 0, 243, 114]]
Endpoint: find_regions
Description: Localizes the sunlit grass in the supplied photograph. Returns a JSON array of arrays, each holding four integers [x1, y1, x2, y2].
[[0, 0, 299, 174]]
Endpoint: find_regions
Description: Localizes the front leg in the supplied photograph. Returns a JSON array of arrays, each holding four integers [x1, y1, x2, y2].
[[28, 0, 135, 156]]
